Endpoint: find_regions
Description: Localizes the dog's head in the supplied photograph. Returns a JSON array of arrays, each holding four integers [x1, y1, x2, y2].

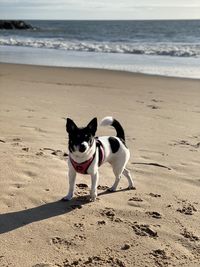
[[66, 118, 97, 155]]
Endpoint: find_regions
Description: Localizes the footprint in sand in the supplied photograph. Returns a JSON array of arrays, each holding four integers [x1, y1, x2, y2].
[[170, 139, 200, 149], [128, 196, 150, 210], [97, 220, 106, 225], [147, 104, 160, 109], [76, 183, 88, 190], [63, 255, 126, 267], [146, 211, 162, 219], [74, 234, 86, 241], [51, 234, 87, 250], [10, 137, 22, 146], [132, 223, 158, 238], [177, 203, 197, 215], [51, 150, 68, 158], [128, 196, 143, 202], [100, 208, 123, 223], [70, 204, 83, 210], [97, 185, 109, 190], [149, 193, 161, 198], [151, 99, 163, 103], [50, 237, 75, 249], [11, 142, 21, 147], [13, 138, 22, 142], [40, 148, 68, 160], [22, 147, 29, 152], [75, 190, 88, 197], [36, 151, 44, 156], [181, 228, 199, 242], [150, 249, 169, 267], [100, 208, 116, 221], [74, 223, 85, 231], [121, 243, 131, 250], [74, 183, 89, 197]]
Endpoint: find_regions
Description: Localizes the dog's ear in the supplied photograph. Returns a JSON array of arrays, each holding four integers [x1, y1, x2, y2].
[[87, 117, 97, 136], [66, 118, 77, 133]]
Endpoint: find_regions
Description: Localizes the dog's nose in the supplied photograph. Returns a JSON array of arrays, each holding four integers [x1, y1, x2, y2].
[[79, 144, 86, 153]]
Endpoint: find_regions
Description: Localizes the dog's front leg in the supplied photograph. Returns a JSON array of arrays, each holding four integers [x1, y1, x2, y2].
[[90, 172, 99, 201], [62, 165, 76, 201]]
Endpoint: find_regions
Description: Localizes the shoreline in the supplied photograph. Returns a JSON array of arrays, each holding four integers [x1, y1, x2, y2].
[[1, 62, 200, 82], [1, 45, 200, 79]]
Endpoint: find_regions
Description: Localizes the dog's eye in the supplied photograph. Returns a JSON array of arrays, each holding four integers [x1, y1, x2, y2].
[[84, 134, 89, 139]]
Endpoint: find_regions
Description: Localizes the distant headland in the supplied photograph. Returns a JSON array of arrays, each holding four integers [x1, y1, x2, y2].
[[0, 20, 33, 30]]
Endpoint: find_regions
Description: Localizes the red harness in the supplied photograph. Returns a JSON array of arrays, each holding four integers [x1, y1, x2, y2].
[[70, 139, 105, 174]]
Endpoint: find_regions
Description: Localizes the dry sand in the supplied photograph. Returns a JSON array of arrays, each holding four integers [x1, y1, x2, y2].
[[0, 63, 200, 267]]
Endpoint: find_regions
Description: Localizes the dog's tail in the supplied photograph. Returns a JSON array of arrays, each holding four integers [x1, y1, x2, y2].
[[100, 116, 126, 143]]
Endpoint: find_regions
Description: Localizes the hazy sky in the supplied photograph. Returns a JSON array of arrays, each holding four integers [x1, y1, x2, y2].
[[0, 0, 200, 20]]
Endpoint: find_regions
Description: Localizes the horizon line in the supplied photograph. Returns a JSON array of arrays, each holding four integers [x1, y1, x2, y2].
[[1, 18, 200, 21]]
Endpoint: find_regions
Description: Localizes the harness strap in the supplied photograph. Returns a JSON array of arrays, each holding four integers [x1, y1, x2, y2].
[[69, 139, 105, 174], [70, 154, 95, 174]]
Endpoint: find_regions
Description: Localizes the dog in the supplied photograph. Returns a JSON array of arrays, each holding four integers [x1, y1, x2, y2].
[[62, 116, 135, 201]]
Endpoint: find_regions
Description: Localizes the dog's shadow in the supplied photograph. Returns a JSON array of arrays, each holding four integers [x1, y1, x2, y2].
[[0, 196, 90, 234], [0, 188, 131, 235]]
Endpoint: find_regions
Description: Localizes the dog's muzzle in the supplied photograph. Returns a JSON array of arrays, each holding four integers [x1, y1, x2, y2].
[[79, 143, 87, 153]]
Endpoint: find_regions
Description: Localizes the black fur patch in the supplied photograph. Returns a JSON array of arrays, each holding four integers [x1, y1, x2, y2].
[[66, 118, 97, 153], [108, 137, 120, 153], [112, 119, 125, 143]]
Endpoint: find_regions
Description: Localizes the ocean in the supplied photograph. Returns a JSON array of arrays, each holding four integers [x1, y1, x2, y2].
[[0, 20, 200, 78]]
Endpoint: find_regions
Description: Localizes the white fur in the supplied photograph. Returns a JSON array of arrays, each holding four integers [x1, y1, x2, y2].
[[63, 117, 135, 202], [72, 141, 91, 161], [100, 116, 114, 126], [70, 141, 96, 163]]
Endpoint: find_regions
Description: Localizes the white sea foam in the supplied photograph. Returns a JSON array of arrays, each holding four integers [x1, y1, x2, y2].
[[0, 37, 199, 58]]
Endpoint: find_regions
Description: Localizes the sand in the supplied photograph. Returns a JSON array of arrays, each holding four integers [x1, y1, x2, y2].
[[0, 63, 200, 267]]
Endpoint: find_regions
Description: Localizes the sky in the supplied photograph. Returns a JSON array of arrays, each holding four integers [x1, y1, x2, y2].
[[0, 0, 200, 20]]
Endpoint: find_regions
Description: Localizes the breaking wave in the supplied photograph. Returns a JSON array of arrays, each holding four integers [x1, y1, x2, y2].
[[0, 37, 199, 58]]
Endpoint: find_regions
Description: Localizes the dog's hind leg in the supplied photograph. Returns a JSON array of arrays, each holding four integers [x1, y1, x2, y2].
[[109, 161, 135, 192], [109, 176, 121, 192], [109, 162, 125, 192], [122, 168, 136, 189]]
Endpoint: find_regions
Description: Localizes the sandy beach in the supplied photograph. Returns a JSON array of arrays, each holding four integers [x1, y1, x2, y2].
[[0, 63, 200, 267]]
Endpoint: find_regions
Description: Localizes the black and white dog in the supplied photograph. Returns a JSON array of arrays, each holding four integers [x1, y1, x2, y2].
[[63, 117, 135, 201]]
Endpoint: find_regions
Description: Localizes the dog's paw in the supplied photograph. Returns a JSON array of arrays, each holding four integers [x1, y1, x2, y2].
[[61, 195, 72, 201], [90, 197, 96, 202], [107, 187, 117, 192], [128, 185, 136, 190], [90, 192, 97, 202]]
